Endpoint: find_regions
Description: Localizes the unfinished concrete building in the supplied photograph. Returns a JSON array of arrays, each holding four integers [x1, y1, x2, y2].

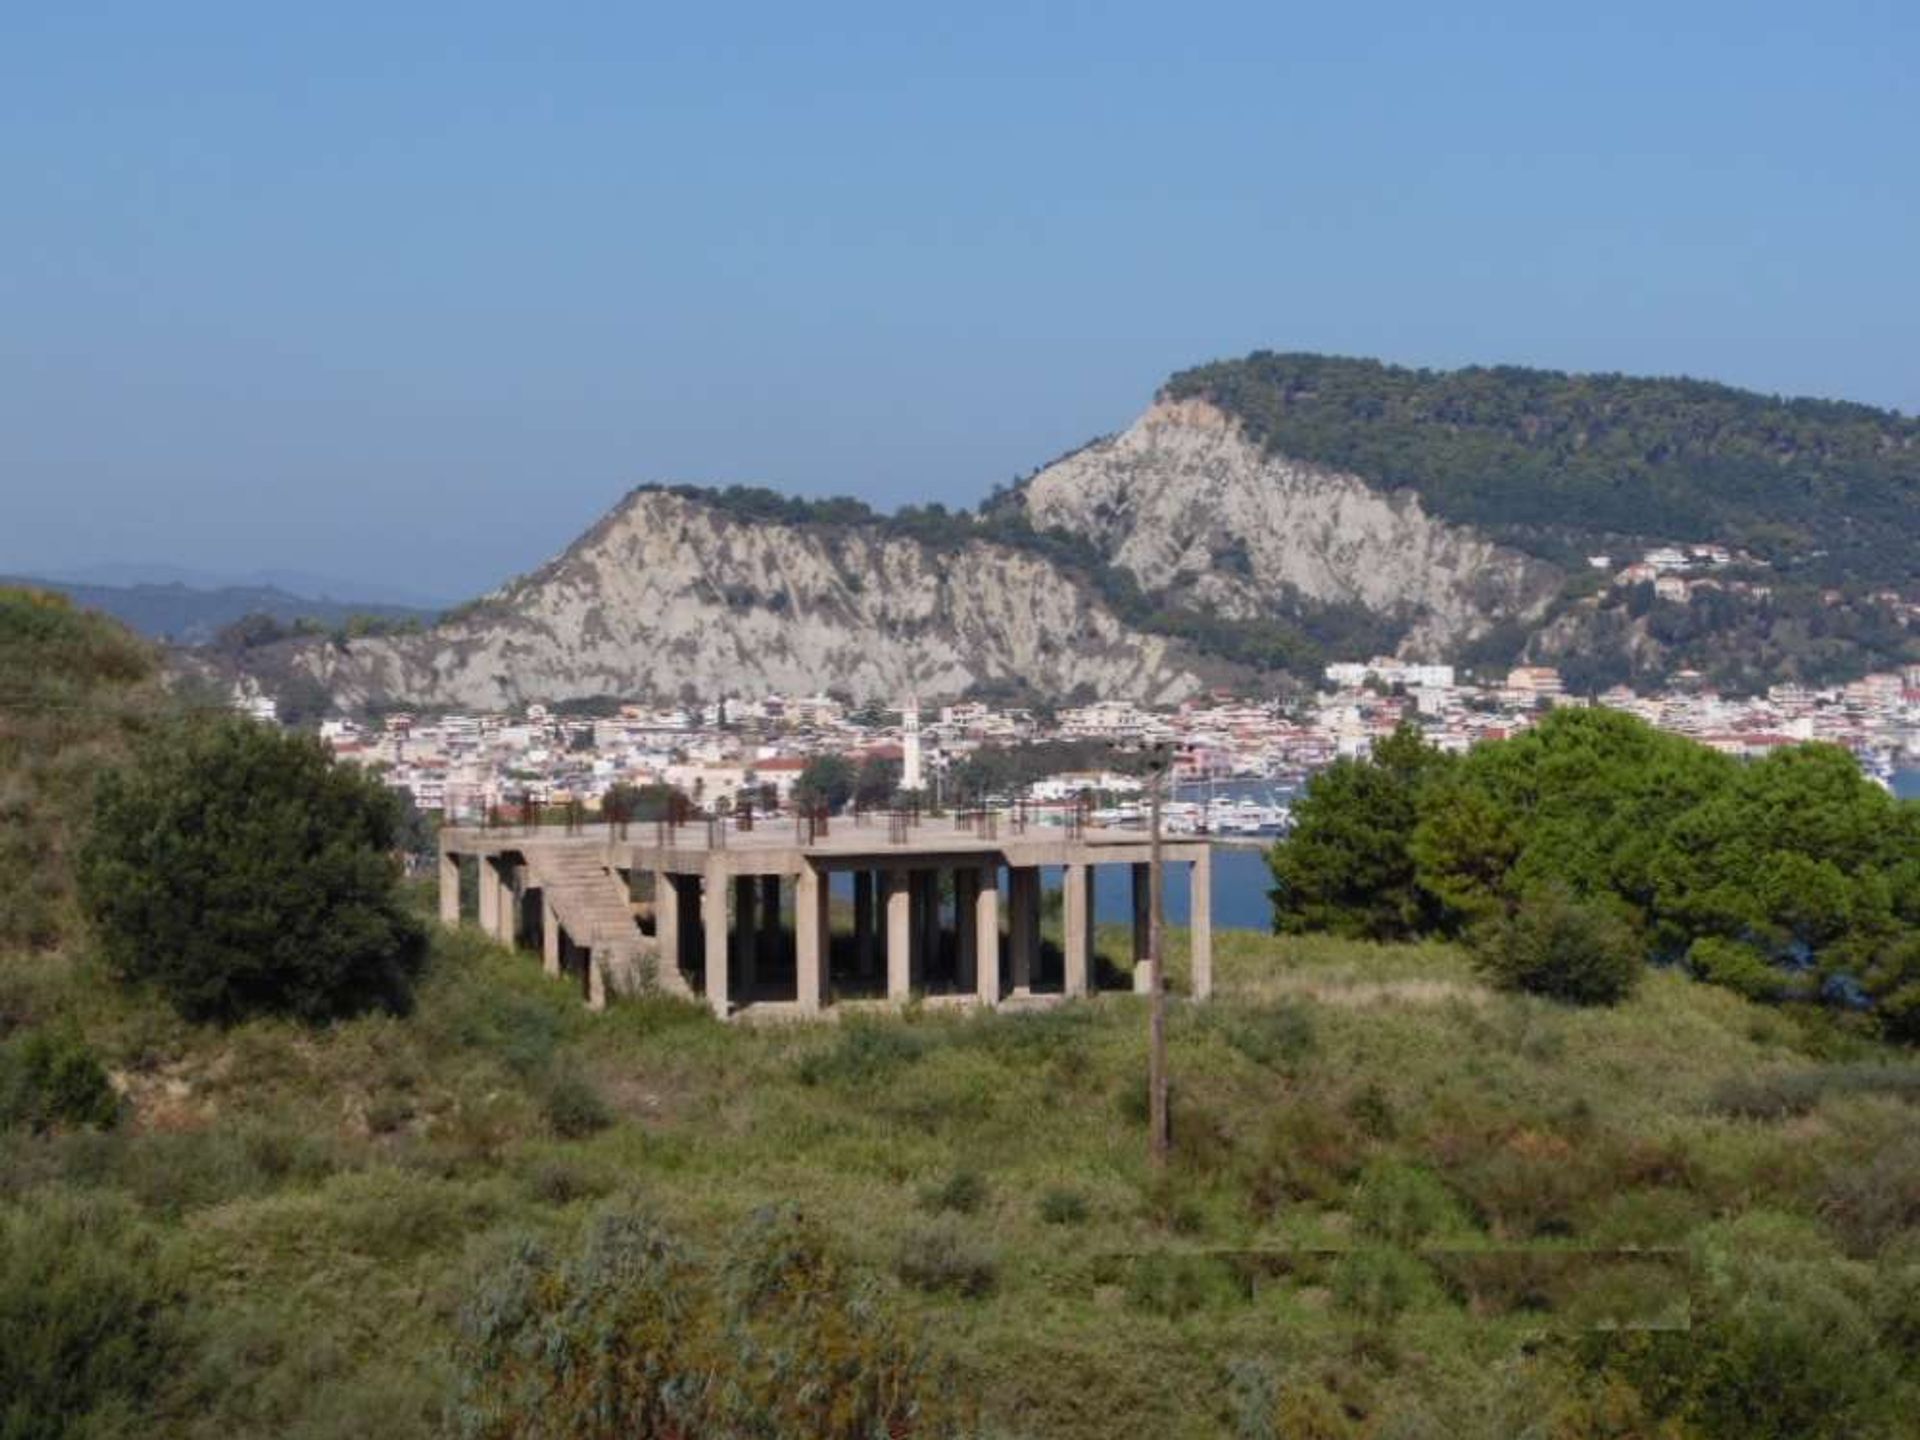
[[437, 811, 1212, 1018]]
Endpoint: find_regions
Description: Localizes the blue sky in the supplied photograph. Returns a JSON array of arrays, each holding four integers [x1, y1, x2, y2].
[[3, 1, 1915, 601]]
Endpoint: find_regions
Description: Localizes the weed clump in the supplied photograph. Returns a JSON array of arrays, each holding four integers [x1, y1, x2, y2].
[[1213, 1002, 1318, 1071], [797, 1018, 930, 1087], [1707, 1064, 1920, 1120], [455, 1202, 967, 1437], [1125, 1253, 1246, 1318], [0, 1190, 182, 1438], [1038, 1186, 1090, 1225], [918, 1167, 989, 1215], [894, 1220, 998, 1298], [1350, 1159, 1467, 1246], [540, 1071, 612, 1140], [1332, 1246, 1433, 1327], [0, 1025, 118, 1134]]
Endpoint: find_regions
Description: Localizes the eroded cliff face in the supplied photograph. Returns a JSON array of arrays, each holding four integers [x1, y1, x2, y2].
[[1013, 397, 1562, 655], [279, 490, 1208, 709]]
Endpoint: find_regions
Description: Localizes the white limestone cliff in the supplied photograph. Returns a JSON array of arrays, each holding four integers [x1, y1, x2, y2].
[[1013, 396, 1561, 655], [281, 490, 1209, 709]]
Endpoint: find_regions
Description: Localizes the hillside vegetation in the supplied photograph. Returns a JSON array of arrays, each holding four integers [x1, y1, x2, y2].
[[1270, 711, 1920, 1039], [1165, 351, 1920, 586], [7, 919, 1920, 1438], [5, 603, 1920, 1437], [0, 588, 161, 950]]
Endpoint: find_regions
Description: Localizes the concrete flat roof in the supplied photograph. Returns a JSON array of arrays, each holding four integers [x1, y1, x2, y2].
[[441, 816, 1214, 876]]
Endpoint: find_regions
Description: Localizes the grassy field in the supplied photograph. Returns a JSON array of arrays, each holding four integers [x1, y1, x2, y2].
[[5, 895, 1918, 1439]]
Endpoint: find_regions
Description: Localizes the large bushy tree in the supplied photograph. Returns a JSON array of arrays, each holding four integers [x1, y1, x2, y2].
[[79, 715, 428, 1024], [793, 753, 856, 812], [1411, 707, 1733, 921], [1651, 743, 1920, 1034], [1268, 722, 1454, 940], [1269, 707, 1920, 1031]]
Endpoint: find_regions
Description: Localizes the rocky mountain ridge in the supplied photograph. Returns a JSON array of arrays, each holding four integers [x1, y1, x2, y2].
[[206, 352, 1916, 710], [1005, 395, 1563, 657], [252, 489, 1213, 710]]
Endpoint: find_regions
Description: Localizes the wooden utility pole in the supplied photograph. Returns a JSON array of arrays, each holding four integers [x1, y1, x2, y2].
[[1148, 747, 1170, 1171]]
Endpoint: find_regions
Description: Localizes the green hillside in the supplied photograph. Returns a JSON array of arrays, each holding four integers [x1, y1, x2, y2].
[[7, 918, 1920, 1438], [4, 601, 1918, 1437], [1164, 352, 1920, 586], [0, 587, 161, 950]]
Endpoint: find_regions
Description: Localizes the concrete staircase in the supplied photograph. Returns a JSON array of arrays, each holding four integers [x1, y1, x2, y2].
[[523, 848, 680, 1002]]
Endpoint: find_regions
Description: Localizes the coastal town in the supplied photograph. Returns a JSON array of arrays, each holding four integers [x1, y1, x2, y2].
[[285, 652, 1920, 828]]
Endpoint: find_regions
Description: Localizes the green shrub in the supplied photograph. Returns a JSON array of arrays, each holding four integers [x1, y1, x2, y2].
[[1331, 1246, 1433, 1326], [1871, 1234, 1920, 1363], [918, 1167, 989, 1215], [796, 1017, 929, 1086], [1125, 1252, 1246, 1318], [1350, 1160, 1466, 1246], [427, 952, 571, 1076], [1038, 1186, 1089, 1225], [365, 1091, 414, 1136], [79, 715, 427, 1024], [1469, 886, 1641, 1006], [1214, 1002, 1318, 1071], [1243, 1101, 1366, 1213], [894, 1219, 997, 1297], [1228, 1361, 1363, 1440], [453, 1203, 965, 1439], [523, 1157, 610, 1207], [1346, 1082, 1397, 1139], [1707, 1064, 1920, 1121], [539, 1070, 612, 1140], [1819, 1133, 1920, 1258], [1689, 935, 1789, 1002], [0, 1025, 118, 1133], [0, 1190, 182, 1440], [1572, 1215, 1900, 1440], [1447, 1130, 1596, 1240]]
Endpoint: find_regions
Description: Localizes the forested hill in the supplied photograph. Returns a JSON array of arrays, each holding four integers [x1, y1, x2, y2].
[[1163, 353, 1920, 585]]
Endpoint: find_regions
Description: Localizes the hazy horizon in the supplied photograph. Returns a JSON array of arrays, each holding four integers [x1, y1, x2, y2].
[[6, 1, 1917, 598]]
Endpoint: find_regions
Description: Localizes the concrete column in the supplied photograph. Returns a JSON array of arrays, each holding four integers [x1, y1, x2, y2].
[[1063, 862, 1092, 997], [954, 869, 979, 992], [1190, 849, 1214, 1000], [885, 868, 912, 1002], [1131, 861, 1153, 993], [541, 892, 561, 979], [733, 875, 759, 1000], [974, 865, 1001, 1005], [1009, 866, 1040, 992], [704, 864, 730, 1018], [439, 851, 461, 925], [758, 874, 783, 976], [587, 953, 607, 1012], [495, 863, 520, 948], [795, 866, 829, 1013], [854, 871, 877, 979], [654, 871, 681, 986], [477, 856, 499, 935]]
